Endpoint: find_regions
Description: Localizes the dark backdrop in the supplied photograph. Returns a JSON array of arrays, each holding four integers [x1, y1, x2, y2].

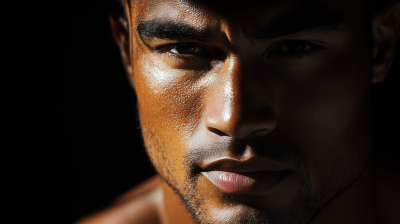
[[62, 0, 399, 223], [59, 1, 156, 223]]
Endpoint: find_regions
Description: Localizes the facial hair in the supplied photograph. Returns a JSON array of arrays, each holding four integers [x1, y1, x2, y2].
[[140, 101, 373, 224]]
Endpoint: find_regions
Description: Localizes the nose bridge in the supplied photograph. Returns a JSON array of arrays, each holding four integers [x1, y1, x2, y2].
[[220, 56, 242, 127], [205, 54, 277, 139], [205, 55, 242, 135], [205, 54, 260, 138]]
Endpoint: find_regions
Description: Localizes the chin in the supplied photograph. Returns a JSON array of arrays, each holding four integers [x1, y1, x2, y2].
[[193, 204, 270, 224]]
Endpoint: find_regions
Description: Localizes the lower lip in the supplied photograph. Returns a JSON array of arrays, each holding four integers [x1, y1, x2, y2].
[[201, 170, 288, 194]]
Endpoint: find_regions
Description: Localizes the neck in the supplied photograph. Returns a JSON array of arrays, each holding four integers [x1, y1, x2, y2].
[[161, 180, 197, 224]]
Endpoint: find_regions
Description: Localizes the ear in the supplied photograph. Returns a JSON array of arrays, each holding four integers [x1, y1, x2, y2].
[[372, 1, 400, 84], [110, 11, 133, 77]]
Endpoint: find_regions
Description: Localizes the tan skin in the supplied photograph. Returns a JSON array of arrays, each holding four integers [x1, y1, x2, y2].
[[76, 0, 400, 223]]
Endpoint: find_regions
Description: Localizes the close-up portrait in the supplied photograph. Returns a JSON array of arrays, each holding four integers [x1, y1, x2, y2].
[[66, 0, 400, 223]]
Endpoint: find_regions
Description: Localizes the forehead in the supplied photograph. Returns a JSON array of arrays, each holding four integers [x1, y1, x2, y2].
[[131, 0, 366, 32]]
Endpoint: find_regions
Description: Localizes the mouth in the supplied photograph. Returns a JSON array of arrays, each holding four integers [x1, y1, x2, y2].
[[201, 170, 290, 194], [200, 156, 292, 194]]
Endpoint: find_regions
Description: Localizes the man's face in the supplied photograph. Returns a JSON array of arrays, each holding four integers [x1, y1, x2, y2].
[[128, 0, 374, 223]]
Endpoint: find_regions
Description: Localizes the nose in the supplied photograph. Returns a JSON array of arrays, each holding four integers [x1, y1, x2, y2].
[[205, 56, 277, 139]]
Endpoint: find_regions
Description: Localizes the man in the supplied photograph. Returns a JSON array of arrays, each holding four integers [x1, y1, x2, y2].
[[76, 0, 400, 223]]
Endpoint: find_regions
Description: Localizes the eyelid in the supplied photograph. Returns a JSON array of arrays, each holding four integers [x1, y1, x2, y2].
[[157, 43, 208, 53], [274, 40, 321, 51], [153, 43, 213, 63], [267, 40, 323, 58]]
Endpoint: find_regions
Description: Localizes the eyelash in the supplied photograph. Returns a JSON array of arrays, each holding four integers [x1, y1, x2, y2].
[[155, 43, 211, 59], [155, 40, 321, 60], [269, 40, 322, 59]]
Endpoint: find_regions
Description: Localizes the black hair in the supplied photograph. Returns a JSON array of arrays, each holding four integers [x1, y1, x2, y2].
[[114, 0, 396, 21]]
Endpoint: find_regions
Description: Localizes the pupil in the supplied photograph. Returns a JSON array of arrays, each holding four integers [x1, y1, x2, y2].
[[177, 43, 195, 54], [289, 41, 306, 52]]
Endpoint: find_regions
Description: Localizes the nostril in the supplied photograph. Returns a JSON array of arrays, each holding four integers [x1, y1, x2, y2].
[[252, 129, 270, 137], [208, 127, 229, 137]]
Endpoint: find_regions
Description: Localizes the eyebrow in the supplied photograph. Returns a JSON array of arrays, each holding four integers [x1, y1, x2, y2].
[[136, 20, 214, 42], [136, 6, 344, 43], [252, 6, 344, 41]]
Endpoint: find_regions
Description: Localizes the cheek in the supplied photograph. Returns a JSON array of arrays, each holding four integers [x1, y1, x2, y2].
[[277, 38, 373, 189], [279, 29, 371, 142], [135, 58, 204, 136], [133, 55, 206, 181]]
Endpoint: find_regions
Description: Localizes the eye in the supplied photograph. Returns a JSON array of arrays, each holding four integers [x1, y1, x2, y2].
[[269, 40, 320, 55], [159, 42, 209, 55]]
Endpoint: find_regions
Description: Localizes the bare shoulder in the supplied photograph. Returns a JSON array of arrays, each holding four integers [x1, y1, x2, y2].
[[373, 150, 400, 224], [74, 175, 164, 224]]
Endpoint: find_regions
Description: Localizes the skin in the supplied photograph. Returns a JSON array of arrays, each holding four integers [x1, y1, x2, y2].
[[76, 0, 400, 223]]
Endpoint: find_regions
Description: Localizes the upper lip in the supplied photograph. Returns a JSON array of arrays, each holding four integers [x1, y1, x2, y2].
[[200, 156, 289, 173]]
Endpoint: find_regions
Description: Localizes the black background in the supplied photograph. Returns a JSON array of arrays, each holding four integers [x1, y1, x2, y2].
[[59, 0, 399, 223]]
